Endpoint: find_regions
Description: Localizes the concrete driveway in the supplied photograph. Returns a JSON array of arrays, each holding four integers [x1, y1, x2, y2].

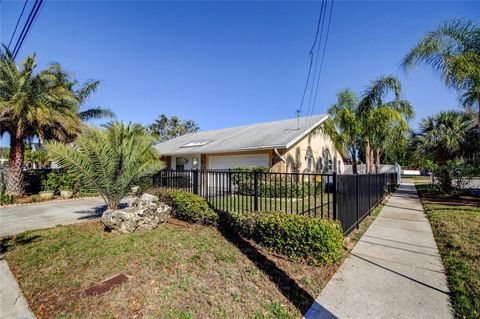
[[0, 198, 110, 237]]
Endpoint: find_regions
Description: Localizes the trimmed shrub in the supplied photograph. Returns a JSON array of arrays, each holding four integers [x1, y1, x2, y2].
[[229, 211, 343, 264], [231, 170, 324, 198], [150, 188, 218, 225], [41, 172, 60, 193], [170, 191, 218, 225]]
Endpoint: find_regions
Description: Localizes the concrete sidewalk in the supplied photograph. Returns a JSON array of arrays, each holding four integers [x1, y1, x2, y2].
[[305, 181, 452, 319], [0, 253, 36, 319]]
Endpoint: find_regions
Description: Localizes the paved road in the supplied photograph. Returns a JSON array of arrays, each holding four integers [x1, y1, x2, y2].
[[0, 198, 109, 237], [305, 181, 452, 319]]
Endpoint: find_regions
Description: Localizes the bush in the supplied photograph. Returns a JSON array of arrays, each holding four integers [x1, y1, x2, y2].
[[164, 189, 218, 225], [0, 190, 13, 205], [59, 173, 77, 191], [232, 173, 324, 198], [229, 211, 343, 264], [41, 172, 60, 193]]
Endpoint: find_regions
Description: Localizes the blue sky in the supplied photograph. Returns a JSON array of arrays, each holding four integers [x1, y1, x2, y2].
[[1, 0, 479, 145]]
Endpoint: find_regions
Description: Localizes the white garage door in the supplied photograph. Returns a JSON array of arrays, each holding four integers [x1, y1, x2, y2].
[[208, 154, 270, 169]]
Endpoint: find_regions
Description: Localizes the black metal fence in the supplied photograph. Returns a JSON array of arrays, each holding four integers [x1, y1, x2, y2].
[[154, 169, 398, 235]]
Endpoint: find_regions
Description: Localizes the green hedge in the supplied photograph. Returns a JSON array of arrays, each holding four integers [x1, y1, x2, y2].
[[147, 188, 218, 225], [228, 211, 343, 264], [233, 175, 324, 198]]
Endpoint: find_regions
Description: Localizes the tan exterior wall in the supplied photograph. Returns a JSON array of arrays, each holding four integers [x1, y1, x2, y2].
[[281, 126, 345, 174]]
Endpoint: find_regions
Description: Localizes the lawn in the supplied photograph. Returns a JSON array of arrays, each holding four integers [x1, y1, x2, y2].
[[415, 183, 480, 319], [2, 219, 341, 319], [207, 194, 334, 218]]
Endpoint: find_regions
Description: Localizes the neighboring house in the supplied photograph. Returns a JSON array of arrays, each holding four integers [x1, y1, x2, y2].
[[154, 114, 346, 174], [29, 143, 59, 169]]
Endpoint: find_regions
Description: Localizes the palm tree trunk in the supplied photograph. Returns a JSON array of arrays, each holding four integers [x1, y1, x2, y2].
[[6, 136, 25, 195], [365, 138, 371, 174], [375, 149, 381, 173]]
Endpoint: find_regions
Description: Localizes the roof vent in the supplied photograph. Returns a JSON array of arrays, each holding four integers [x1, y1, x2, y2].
[[181, 139, 210, 148]]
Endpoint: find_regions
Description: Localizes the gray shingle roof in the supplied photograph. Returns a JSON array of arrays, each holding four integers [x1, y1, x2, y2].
[[154, 114, 329, 156]]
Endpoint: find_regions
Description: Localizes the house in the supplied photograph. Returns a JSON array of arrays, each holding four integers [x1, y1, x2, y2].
[[154, 114, 346, 174]]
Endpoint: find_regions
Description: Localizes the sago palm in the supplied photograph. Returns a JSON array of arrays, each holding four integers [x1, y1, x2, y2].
[[0, 48, 81, 195], [402, 18, 480, 126], [46, 122, 165, 210]]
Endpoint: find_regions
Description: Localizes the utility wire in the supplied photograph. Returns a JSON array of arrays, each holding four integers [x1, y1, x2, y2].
[[305, 0, 328, 124], [12, 0, 44, 60], [297, 1, 326, 117], [308, 0, 335, 122], [7, 0, 29, 50]]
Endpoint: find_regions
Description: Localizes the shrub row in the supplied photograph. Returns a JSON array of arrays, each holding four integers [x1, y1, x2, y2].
[[146, 187, 218, 225], [227, 211, 343, 264], [234, 177, 324, 198], [143, 187, 343, 265]]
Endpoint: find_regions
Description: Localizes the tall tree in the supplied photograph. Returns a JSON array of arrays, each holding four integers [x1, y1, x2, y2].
[[358, 75, 414, 173], [0, 49, 80, 195], [0, 46, 113, 195], [326, 89, 361, 173], [411, 110, 475, 190], [46, 122, 164, 210], [148, 114, 199, 142], [402, 18, 480, 126]]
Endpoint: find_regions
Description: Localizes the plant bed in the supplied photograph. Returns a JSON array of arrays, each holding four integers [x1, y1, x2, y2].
[[2, 220, 346, 318], [415, 182, 480, 319]]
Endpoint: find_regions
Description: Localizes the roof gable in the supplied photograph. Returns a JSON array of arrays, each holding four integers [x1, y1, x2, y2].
[[154, 114, 329, 155]]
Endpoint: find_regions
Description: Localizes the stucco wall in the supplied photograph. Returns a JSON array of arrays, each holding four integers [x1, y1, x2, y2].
[[273, 126, 344, 174]]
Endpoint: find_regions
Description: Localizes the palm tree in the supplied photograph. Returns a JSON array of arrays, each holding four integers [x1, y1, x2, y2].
[[46, 122, 165, 210], [326, 89, 361, 173], [412, 111, 475, 191], [358, 75, 414, 173], [0, 47, 114, 195], [402, 18, 480, 126], [0, 49, 81, 195]]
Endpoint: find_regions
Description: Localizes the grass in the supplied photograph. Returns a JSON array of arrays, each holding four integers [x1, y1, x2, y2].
[[207, 194, 334, 218], [415, 182, 480, 319], [2, 220, 344, 319]]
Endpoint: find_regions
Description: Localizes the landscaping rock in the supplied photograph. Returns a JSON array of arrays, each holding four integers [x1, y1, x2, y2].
[[101, 193, 171, 233]]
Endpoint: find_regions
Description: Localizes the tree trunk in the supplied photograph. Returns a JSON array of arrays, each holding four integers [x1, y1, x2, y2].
[[365, 138, 371, 174], [6, 136, 25, 196], [375, 149, 381, 174]]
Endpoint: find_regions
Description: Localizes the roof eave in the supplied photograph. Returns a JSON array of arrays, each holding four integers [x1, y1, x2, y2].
[[284, 114, 329, 149]]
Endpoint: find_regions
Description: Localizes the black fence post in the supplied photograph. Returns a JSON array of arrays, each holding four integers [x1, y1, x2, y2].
[[193, 170, 199, 194], [254, 170, 259, 211], [332, 172, 337, 220], [228, 168, 232, 195], [356, 174, 359, 229], [368, 173, 371, 215]]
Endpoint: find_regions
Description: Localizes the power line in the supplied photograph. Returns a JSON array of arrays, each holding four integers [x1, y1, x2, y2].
[[7, 0, 29, 50], [12, 0, 44, 60], [308, 0, 335, 122], [297, 0, 326, 117], [304, 0, 328, 123]]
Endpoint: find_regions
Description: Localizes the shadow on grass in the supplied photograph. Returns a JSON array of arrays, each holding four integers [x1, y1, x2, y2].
[[217, 212, 315, 315], [0, 231, 42, 254]]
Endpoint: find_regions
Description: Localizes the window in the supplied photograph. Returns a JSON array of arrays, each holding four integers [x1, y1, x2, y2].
[[181, 140, 210, 148], [175, 157, 185, 171], [337, 160, 342, 173]]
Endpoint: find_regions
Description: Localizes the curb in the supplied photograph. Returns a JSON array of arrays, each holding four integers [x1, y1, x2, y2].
[[1, 196, 101, 209]]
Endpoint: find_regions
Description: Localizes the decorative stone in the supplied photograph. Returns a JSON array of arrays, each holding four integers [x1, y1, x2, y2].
[[101, 193, 171, 233]]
